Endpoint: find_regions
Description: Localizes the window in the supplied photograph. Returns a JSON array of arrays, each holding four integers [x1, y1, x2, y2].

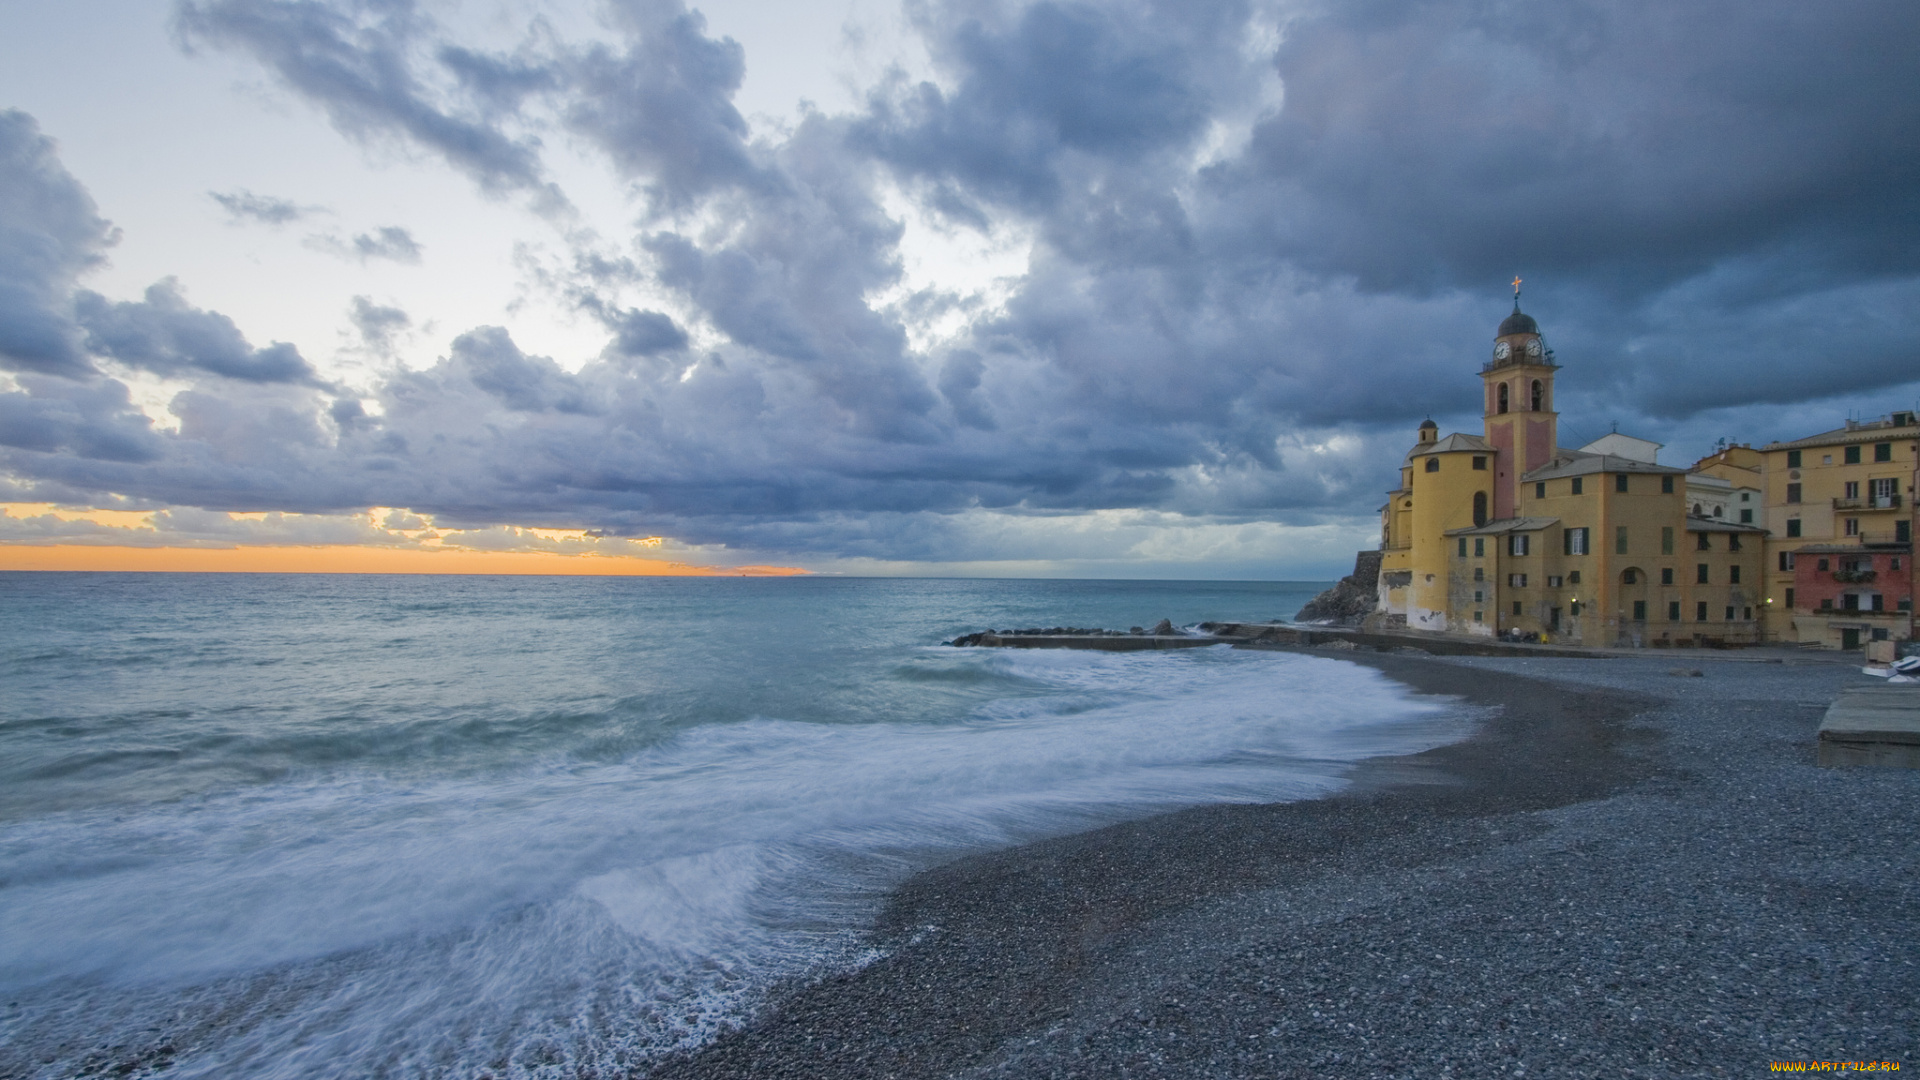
[[1740, 509, 1753, 523], [1474, 610, 1483, 622], [1472, 455, 1487, 470], [1474, 590, 1483, 602], [1693, 502, 1704, 515], [1530, 380, 1543, 411], [1845, 445, 1861, 464], [1425, 457, 1439, 472], [1744, 607, 1753, 620], [1571, 477, 1584, 495], [1844, 594, 1859, 612], [1845, 480, 1860, 499], [1696, 601, 1709, 621], [1817, 558, 1830, 571], [1697, 563, 1711, 584], [1779, 551, 1795, 571], [1787, 450, 1802, 468], [1845, 518, 1860, 537], [1509, 534, 1530, 556], [1876, 442, 1892, 462], [1633, 600, 1647, 621], [1725, 606, 1736, 621], [1696, 532, 1711, 551], [1661, 567, 1674, 585], [1508, 573, 1528, 587], [1497, 383, 1509, 413], [1662, 475, 1675, 494], [1895, 558, 1903, 571], [1741, 492, 1751, 502], [1786, 518, 1801, 538], [1472, 491, 1488, 527], [1547, 575, 1564, 588], [1729, 534, 1742, 551], [1458, 538, 1468, 557], [1570, 600, 1582, 616], [1823, 454, 1833, 464], [1901, 521, 1912, 543], [1473, 567, 1484, 582], [1616, 526, 1629, 554], [1474, 538, 1485, 557], [1730, 565, 1741, 584], [1786, 483, 1801, 503], [1535, 482, 1546, 499], [1513, 601, 1523, 616], [1821, 597, 1833, 610], [1563, 527, 1588, 555], [1871, 594, 1884, 612], [1666, 601, 1680, 621], [1713, 506, 1723, 517], [1623, 568, 1638, 584], [1872, 477, 1897, 506], [1662, 526, 1675, 554], [1615, 473, 1629, 493], [1569, 571, 1581, 585], [1785, 587, 1795, 608]]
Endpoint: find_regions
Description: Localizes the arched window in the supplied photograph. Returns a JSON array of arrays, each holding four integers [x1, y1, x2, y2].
[[1531, 380, 1543, 411], [1472, 491, 1488, 527], [1497, 384, 1509, 414]]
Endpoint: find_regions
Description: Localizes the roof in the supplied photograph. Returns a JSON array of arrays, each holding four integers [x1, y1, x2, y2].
[[1405, 432, 1494, 461], [1445, 516, 1561, 536], [1789, 543, 1914, 555], [1578, 432, 1662, 464], [1498, 305, 1539, 337], [1761, 418, 1920, 452], [1684, 515, 1767, 534], [1521, 449, 1686, 481]]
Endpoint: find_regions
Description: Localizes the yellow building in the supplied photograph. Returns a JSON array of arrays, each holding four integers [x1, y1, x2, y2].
[[1374, 298, 1766, 646], [1756, 414, 1919, 648]]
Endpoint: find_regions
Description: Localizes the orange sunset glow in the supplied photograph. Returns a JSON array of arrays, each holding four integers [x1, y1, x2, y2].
[[0, 504, 809, 576]]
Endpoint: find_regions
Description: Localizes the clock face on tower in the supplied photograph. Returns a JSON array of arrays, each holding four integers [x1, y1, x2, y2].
[[1526, 339, 1542, 358], [1493, 341, 1512, 360]]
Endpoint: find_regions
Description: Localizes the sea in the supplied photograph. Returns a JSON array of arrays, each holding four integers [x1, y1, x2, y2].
[[0, 573, 1475, 1079]]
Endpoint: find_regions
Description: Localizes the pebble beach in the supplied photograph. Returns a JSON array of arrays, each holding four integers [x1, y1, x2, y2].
[[649, 650, 1919, 1079]]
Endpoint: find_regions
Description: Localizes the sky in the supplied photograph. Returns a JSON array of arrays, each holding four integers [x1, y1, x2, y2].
[[0, 0, 1916, 578]]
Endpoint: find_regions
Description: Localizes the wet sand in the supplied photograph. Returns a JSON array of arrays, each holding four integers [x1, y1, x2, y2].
[[645, 651, 1919, 1079]]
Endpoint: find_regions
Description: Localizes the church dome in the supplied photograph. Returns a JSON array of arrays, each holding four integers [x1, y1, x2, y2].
[[1498, 306, 1539, 337]]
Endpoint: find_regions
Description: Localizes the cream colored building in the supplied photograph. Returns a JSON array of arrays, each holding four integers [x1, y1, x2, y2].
[[1374, 300, 1765, 646]]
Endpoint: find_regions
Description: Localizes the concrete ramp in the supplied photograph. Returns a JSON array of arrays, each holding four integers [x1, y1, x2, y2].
[[1817, 686, 1920, 767]]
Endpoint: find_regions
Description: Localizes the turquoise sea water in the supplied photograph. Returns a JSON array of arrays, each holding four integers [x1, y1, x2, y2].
[[0, 574, 1471, 1078]]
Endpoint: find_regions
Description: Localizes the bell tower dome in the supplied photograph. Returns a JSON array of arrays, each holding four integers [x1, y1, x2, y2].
[[1480, 279, 1559, 520]]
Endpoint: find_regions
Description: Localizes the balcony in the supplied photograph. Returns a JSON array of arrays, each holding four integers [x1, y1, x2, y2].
[[1831, 568, 1878, 583], [1832, 493, 1903, 512]]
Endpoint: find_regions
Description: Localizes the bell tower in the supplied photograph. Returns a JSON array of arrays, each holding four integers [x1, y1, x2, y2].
[[1480, 279, 1558, 520]]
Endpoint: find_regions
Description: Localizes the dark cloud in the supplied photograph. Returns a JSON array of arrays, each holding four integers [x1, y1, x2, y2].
[[0, 109, 116, 378], [1, 0, 1914, 568], [350, 225, 422, 263], [347, 295, 410, 354], [210, 188, 321, 224], [175, 0, 567, 211], [75, 279, 321, 384], [560, 0, 768, 211], [607, 308, 688, 357]]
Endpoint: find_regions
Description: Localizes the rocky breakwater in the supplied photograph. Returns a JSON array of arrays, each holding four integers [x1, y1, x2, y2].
[[948, 618, 1182, 641], [1294, 550, 1383, 625]]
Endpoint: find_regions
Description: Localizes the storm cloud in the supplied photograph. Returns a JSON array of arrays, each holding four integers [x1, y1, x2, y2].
[[3, 0, 1918, 569]]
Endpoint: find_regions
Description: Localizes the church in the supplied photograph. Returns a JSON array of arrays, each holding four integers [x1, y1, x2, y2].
[[1372, 289, 1767, 646]]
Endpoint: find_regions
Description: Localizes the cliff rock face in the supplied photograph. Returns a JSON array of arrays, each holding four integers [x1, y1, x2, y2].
[[1295, 550, 1383, 625]]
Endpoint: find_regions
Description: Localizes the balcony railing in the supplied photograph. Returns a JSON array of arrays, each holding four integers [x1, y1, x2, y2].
[[1831, 568, 1878, 583], [1832, 493, 1903, 511]]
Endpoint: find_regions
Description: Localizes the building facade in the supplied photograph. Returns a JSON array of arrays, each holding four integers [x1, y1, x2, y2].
[[1757, 415, 1919, 649], [1375, 300, 1766, 646]]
